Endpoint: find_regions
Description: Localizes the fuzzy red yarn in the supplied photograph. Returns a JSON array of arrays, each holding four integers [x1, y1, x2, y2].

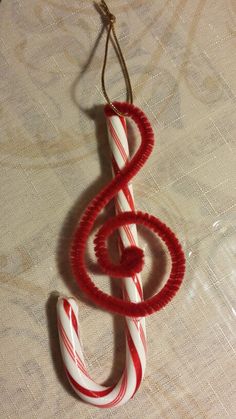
[[70, 101, 185, 317]]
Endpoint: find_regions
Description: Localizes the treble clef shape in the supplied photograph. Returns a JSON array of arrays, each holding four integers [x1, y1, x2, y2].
[[57, 101, 185, 407]]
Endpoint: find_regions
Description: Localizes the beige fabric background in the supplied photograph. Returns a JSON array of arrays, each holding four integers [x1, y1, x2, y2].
[[0, 0, 235, 418]]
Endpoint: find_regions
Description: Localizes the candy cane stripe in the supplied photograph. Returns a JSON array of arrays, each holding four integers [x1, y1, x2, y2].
[[66, 369, 116, 398], [111, 155, 135, 211], [126, 326, 143, 395], [108, 120, 128, 163], [95, 368, 128, 408], [63, 298, 79, 338], [58, 319, 89, 377], [120, 116, 128, 136]]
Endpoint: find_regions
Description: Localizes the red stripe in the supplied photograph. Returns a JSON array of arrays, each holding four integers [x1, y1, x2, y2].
[[58, 320, 89, 377], [116, 201, 136, 245], [58, 320, 85, 374], [133, 274, 143, 299], [123, 224, 136, 246], [132, 319, 147, 353], [115, 200, 136, 246], [132, 318, 147, 353], [108, 120, 128, 163], [58, 320, 76, 365], [66, 368, 116, 398], [140, 324, 147, 354], [63, 299, 79, 338], [94, 368, 128, 408], [126, 326, 143, 397], [109, 120, 128, 162], [58, 321, 84, 374], [120, 116, 127, 136], [61, 328, 87, 376], [122, 184, 135, 211]]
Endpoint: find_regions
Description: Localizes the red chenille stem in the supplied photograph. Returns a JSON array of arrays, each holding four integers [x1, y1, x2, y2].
[[70, 102, 185, 317]]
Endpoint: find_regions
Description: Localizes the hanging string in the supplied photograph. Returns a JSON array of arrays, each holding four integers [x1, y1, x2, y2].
[[99, 0, 133, 116]]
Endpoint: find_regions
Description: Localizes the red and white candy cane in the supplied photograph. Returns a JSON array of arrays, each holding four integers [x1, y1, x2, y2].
[[57, 102, 185, 408]]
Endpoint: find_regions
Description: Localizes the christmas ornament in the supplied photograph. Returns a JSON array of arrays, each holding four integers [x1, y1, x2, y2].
[[57, 1, 185, 408]]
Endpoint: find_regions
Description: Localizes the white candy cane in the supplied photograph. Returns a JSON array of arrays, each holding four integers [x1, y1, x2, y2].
[[57, 112, 147, 408]]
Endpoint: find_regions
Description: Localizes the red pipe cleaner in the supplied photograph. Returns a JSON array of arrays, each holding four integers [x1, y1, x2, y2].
[[70, 101, 185, 317]]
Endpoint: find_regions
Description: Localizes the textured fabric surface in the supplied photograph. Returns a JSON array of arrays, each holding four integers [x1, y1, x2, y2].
[[0, 1, 235, 418]]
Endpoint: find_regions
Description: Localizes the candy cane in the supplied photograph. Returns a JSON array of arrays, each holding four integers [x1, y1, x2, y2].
[[57, 109, 147, 408], [57, 102, 185, 408]]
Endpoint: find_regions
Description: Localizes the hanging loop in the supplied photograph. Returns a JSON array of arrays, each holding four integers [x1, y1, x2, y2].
[[99, 0, 133, 116]]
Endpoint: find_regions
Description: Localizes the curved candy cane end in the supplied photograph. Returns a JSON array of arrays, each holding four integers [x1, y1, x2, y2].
[[57, 296, 80, 338], [57, 295, 79, 315]]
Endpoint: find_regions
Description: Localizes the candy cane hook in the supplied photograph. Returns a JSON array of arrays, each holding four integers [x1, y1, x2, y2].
[[57, 106, 147, 407], [57, 102, 185, 408]]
